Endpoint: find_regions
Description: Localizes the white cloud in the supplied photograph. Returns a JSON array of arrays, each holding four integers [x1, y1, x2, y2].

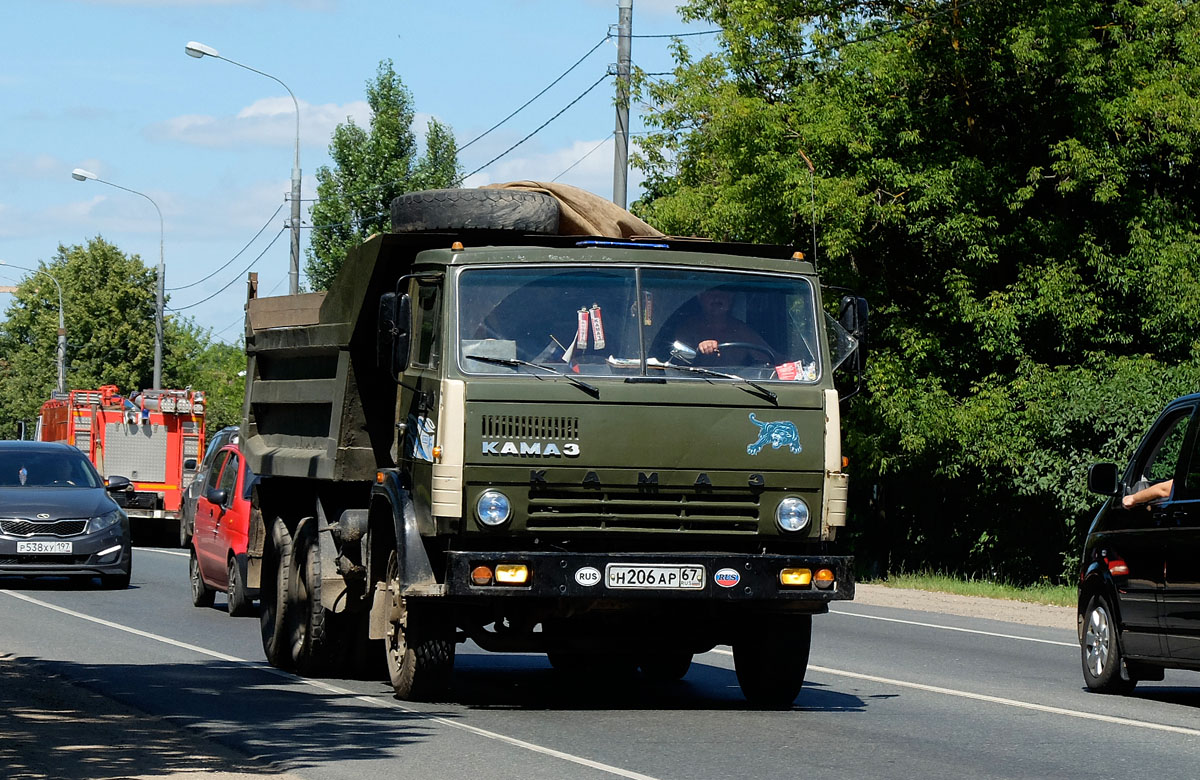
[[470, 137, 646, 202], [148, 98, 370, 150]]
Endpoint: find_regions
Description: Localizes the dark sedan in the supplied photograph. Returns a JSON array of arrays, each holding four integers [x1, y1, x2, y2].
[[0, 441, 132, 588]]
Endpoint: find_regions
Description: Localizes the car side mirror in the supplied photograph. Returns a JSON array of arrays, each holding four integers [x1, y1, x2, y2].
[[206, 487, 228, 506], [183, 458, 197, 470], [105, 475, 132, 492], [1087, 463, 1121, 496]]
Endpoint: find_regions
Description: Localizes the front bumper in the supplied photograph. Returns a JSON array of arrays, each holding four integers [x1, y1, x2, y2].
[[445, 551, 853, 602], [0, 525, 131, 577]]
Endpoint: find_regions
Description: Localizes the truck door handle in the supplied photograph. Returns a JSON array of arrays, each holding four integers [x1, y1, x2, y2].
[[1173, 509, 1189, 521]]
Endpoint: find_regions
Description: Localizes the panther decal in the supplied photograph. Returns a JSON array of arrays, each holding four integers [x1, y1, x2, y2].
[[746, 413, 803, 455]]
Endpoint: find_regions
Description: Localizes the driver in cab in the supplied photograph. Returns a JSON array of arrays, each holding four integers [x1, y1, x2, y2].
[[672, 288, 769, 365]]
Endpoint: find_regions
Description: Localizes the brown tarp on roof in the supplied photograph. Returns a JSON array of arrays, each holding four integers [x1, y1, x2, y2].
[[483, 180, 664, 239]]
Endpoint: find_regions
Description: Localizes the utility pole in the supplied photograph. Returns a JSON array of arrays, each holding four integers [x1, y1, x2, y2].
[[612, 0, 633, 209]]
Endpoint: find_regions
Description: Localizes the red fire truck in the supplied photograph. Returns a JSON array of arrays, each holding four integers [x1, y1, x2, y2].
[[39, 386, 206, 532]]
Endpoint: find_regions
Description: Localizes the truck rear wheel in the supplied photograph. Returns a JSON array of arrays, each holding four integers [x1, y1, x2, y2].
[[384, 550, 455, 700], [390, 188, 559, 234], [287, 519, 337, 676], [259, 517, 294, 670], [733, 615, 812, 709]]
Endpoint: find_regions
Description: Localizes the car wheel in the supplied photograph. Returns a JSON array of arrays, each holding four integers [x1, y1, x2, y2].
[[178, 514, 191, 549], [189, 549, 215, 607], [227, 556, 254, 617], [390, 188, 559, 234], [733, 614, 812, 709], [1081, 593, 1135, 694], [260, 516, 294, 670]]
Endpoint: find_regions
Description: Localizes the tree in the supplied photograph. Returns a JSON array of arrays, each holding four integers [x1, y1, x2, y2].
[[0, 237, 158, 435], [305, 59, 460, 290], [634, 0, 1200, 582], [164, 317, 246, 431]]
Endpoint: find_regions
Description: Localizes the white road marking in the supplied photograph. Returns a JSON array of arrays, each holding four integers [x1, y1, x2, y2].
[[138, 547, 189, 557], [709, 647, 1200, 737], [830, 608, 1077, 648], [1, 590, 661, 780]]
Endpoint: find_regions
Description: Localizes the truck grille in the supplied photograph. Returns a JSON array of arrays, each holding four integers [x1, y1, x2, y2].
[[0, 519, 88, 537], [527, 488, 759, 533], [481, 415, 579, 440]]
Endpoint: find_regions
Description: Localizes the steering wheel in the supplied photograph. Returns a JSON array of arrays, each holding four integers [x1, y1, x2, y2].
[[715, 342, 778, 364]]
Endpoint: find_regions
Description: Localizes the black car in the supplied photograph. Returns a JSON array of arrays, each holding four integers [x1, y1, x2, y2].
[[1080, 392, 1200, 692], [0, 441, 133, 588], [179, 425, 238, 548]]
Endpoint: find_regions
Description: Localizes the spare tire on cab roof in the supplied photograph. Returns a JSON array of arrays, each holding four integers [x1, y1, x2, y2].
[[390, 188, 560, 234]]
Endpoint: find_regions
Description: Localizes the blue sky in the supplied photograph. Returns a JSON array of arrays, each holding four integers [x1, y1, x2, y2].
[[2, 0, 714, 345]]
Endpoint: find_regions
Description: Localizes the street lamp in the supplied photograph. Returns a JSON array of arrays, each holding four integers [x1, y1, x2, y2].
[[0, 260, 66, 395], [186, 40, 302, 296], [71, 167, 165, 390]]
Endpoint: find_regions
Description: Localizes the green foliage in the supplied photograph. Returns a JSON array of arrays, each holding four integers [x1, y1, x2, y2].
[[635, 0, 1200, 583], [163, 318, 245, 431], [305, 59, 460, 290], [0, 237, 157, 434], [0, 236, 246, 438]]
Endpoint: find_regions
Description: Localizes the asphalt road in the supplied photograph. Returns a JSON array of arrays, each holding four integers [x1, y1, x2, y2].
[[3, 547, 1200, 780]]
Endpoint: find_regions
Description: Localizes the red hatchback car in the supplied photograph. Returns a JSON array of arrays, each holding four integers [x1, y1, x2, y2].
[[189, 443, 257, 616]]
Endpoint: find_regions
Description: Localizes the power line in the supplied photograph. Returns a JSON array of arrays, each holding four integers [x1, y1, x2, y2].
[[552, 133, 614, 182], [459, 35, 612, 153], [166, 203, 285, 292], [167, 228, 286, 312], [459, 72, 611, 183], [630, 29, 721, 38]]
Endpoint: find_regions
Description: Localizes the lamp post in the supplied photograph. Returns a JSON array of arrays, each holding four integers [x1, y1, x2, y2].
[[0, 260, 66, 395], [71, 168, 164, 390], [186, 41, 301, 296]]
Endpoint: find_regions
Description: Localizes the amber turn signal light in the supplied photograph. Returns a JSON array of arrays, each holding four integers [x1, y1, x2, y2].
[[779, 568, 813, 587], [495, 564, 529, 585], [814, 568, 835, 589], [470, 565, 493, 586]]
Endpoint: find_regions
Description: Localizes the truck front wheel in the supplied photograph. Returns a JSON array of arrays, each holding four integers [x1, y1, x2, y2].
[[259, 517, 294, 670], [384, 550, 454, 700], [732, 615, 812, 709]]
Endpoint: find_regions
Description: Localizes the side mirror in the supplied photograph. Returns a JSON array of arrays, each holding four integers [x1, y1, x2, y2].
[[377, 292, 397, 371], [1087, 463, 1121, 496], [205, 487, 228, 506], [392, 292, 411, 379], [183, 458, 197, 471], [669, 341, 697, 364], [105, 475, 132, 492]]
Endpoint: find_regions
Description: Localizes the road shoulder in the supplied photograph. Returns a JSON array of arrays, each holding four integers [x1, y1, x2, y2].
[[852, 584, 1076, 631]]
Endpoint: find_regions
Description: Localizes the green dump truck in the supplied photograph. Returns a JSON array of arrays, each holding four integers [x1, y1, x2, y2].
[[242, 184, 866, 707]]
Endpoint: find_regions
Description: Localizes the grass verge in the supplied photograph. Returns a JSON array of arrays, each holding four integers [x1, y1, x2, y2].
[[865, 572, 1075, 608]]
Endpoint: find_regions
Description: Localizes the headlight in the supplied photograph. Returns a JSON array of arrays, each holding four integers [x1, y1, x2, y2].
[[475, 490, 512, 527], [775, 497, 810, 533], [88, 509, 123, 533]]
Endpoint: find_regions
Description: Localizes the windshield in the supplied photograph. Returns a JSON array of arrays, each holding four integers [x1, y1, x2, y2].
[[457, 266, 822, 382], [0, 449, 103, 488]]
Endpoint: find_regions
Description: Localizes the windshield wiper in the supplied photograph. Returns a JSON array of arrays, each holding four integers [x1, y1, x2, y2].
[[465, 354, 600, 398], [656, 363, 778, 404]]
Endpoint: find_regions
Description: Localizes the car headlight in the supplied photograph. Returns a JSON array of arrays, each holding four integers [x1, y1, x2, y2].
[[775, 497, 810, 533], [475, 490, 512, 527], [88, 509, 123, 533]]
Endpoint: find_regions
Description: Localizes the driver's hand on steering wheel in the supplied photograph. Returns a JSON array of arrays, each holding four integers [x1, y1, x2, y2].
[[698, 339, 720, 355]]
